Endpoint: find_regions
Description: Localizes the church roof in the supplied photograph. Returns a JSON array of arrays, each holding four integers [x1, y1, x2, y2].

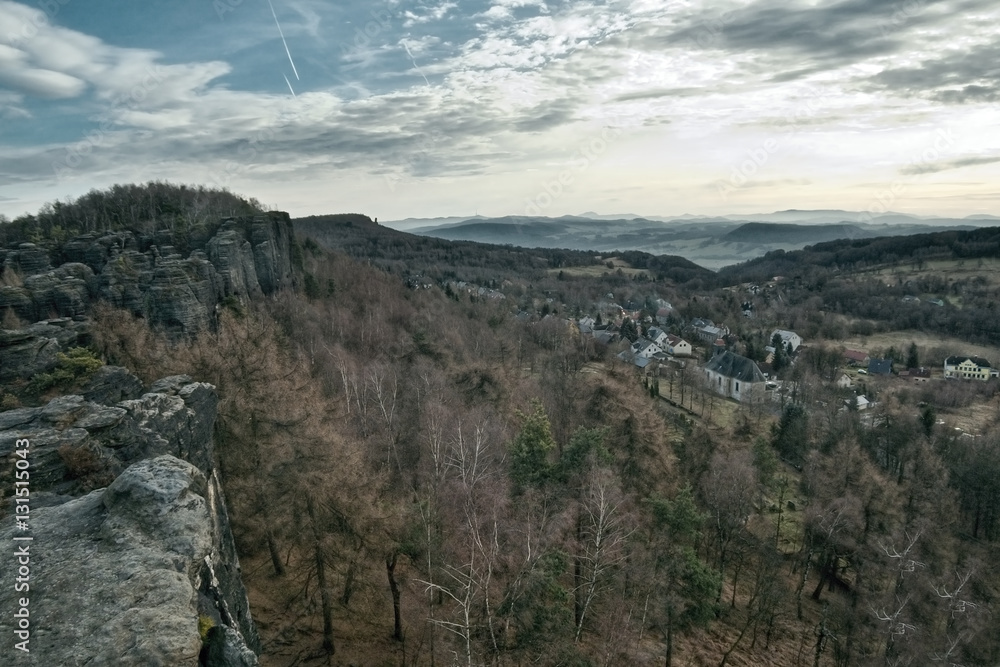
[[704, 350, 766, 383]]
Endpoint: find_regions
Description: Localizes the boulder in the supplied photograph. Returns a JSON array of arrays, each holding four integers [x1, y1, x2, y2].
[[0, 455, 258, 666]]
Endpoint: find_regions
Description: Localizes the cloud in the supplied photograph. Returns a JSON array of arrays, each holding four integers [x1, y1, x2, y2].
[[613, 87, 706, 102], [867, 40, 1000, 103], [900, 155, 1000, 176]]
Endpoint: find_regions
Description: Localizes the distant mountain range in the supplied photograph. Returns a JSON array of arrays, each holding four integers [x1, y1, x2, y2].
[[383, 211, 987, 270]]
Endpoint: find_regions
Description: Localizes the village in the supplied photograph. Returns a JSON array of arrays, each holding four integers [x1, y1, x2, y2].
[[572, 294, 999, 426]]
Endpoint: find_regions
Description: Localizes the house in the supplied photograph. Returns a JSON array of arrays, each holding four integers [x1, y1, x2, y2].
[[631, 337, 662, 359], [646, 327, 669, 347], [867, 358, 893, 376], [836, 374, 853, 389], [618, 349, 653, 370], [578, 316, 596, 336], [927, 298, 945, 307], [844, 349, 869, 366], [898, 367, 931, 382], [697, 324, 727, 344], [770, 329, 802, 353], [845, 395, 870, 410], [655, 307, 673, 325], [593, 329, 617, 345], [665, 334, 692, 357], [944, 356, 998, 380], [704, 350, 767, 402]]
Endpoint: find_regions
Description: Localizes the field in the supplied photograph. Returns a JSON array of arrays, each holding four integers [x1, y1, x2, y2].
[[864, 257, 1000, 288], [839, 329, 1000, 366], [550, 256, 652, 279]]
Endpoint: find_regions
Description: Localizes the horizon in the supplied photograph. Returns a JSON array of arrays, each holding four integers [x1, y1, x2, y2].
[[2, 0, 999, 221]]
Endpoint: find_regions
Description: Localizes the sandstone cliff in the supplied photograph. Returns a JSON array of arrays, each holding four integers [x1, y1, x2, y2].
[[0, 212, 295, 336], [0, 374, 259, 666]]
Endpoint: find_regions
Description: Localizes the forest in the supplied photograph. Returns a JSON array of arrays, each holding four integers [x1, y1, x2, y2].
[[3, 183, 1000, 666]]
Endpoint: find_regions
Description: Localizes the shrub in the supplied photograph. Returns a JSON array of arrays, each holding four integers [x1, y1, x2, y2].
[[58, 444, 116, 491], [28, 347, 104, 394]]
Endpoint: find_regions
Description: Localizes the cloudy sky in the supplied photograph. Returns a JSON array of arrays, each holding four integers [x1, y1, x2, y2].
[[1, 0, 998, 221]]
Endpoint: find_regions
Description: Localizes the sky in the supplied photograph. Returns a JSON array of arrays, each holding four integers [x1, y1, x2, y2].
[[1, 0, 999, 222]]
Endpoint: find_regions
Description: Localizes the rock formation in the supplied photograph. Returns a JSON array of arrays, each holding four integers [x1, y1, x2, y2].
[[0, 213, 295, 336], [0, 213, 293, 664], [0, 374, 259, 666]]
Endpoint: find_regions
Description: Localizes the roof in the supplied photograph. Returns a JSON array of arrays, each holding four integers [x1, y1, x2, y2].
[[868, 358, 893, 375], [844, 349, 869, 362], [633, 338, 659, 353], [771, 329, 799, 339], [704, 350, 766, 383], [945, 355, 992, 368], [666, 334, 687, 346], [647, 327, 666, 340]]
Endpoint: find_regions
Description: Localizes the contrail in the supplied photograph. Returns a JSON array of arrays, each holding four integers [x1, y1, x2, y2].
[[401, 41, 430, 86], [267, 0, 300, 80], [283, 73, 297, 97]]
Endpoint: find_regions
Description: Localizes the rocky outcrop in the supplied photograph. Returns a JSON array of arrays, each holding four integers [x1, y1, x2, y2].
[[0, 456, 257, 666], [1, 213, 295, 336], [0, 376, 258, 665], [0, 318, 89, 382]]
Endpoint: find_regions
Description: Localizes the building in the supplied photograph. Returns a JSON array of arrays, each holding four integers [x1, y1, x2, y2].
[[704, 350, 767, 402], [631, 337, 662, 359], [844, 349, 869, 366], [697, 324, 727, 344], [944, 356, 998, 380], [664, 334, 692, 357], [646, 327, 669, 347], [770, 329, 802, 353], [868, 358, 893, 376]]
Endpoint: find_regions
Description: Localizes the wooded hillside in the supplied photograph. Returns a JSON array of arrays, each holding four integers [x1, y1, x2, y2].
[[4, 183, 1000, 666]]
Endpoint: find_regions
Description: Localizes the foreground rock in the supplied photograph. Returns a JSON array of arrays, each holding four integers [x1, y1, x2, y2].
[[0, 456, 257, 666], [0, 375, 259, 666]]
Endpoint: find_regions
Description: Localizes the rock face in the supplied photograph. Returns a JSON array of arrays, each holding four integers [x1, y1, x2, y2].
[[0, 318, 89, 382], [0, 213, 295, 336], [0, 377, 259, 666]]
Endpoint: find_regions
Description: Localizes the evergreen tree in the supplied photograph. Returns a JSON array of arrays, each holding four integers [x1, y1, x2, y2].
[[509, 400, 557, 492]]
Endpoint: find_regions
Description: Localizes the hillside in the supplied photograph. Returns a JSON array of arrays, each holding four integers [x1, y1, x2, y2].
[[3, 183, 1000, 667], [294, 213, 716, 288], [392, 212, 983, 270], [721, 221, 869, 244]]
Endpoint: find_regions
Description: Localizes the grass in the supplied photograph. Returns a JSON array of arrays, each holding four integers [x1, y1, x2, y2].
[[550, 257, 652, 279], [866, 257, 1000, 288], [839, 329, 1000, 365]]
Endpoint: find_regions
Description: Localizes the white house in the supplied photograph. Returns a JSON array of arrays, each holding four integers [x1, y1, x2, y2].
[[704, 350, 767, 402], [665, 334, 692, 357], [646, 327, 669, 347], [771, 329, 803, 353], [631, 337, 662, 359], [944, 356, 998, 380]]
